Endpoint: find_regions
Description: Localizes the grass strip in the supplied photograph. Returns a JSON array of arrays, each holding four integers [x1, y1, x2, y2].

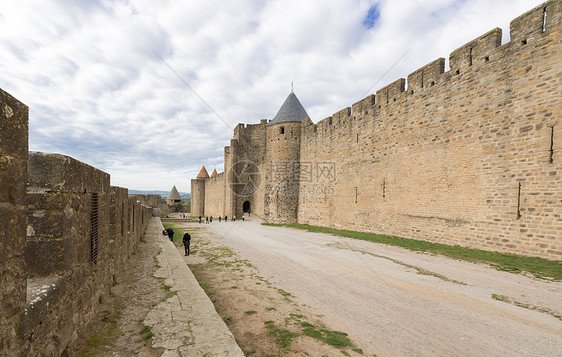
[[492, 294, 562, 320], [262, 223, 562, 281]]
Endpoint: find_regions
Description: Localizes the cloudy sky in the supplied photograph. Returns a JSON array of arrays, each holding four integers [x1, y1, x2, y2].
[[1, 0, 543, 192]]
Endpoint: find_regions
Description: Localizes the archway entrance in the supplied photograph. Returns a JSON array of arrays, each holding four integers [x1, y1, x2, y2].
[[242, 201, 250, 213]]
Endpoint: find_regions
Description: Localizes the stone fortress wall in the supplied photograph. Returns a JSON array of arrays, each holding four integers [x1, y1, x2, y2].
[[194, 0, 561, 260], [1, 89, 157, 356], [297, 0, 561, 259]]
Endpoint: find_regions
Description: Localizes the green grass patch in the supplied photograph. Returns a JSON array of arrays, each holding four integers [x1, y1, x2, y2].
[[277, 288, 293, 297], [262, 223, 562, 281], [78, 300, 124, 355], [245, 310, 258, 315], [492, 294, 562, 320], [264, 321, 300, 349], [140, 325, 154, 340]]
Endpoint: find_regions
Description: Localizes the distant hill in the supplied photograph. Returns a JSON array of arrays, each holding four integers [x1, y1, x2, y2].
[[128, 190, 190, 199]]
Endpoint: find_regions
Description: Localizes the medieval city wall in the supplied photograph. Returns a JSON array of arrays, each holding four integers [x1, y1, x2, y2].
[[298, 0, 562, 259], [204, 171, 226, 217], [0, 88, 155, 355]]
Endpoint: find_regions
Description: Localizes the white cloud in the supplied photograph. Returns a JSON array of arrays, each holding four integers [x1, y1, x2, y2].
[[0, 0, 545, 192]]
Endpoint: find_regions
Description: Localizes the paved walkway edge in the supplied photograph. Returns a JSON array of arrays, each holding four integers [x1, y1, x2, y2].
[[143, 217, 245, 356]]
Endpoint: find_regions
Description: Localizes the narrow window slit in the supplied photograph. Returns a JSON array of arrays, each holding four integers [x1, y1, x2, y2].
[[516, 182, 522, 220], [382, 179, 386, 198], [549, 126, 554, 163], [90, 193, 99, 262], [355, 187, 358, 204], [469, 48, 473, 66], [543, 7, 547, 33]]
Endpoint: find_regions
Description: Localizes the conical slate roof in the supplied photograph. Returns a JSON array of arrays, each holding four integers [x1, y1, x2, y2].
[[168, 185, 181, 200], [196, 166, 210, 178], [211, 169, 218, 177], [268, 91, 309, 125]]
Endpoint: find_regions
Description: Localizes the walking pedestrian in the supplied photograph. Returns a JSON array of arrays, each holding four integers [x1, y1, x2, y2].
[[206, 216, 209, 224], [219, 216, 222, 222], [199, 215, 202, 224], [182, 231, 191, 256], [225, 215, 228, 222]]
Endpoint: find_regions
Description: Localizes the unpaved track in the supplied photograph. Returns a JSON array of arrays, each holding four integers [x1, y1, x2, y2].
[[205, 217, 562, 357]]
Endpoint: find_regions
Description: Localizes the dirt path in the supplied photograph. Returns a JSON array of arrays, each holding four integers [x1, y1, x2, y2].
[[73, 215, 561, 356], [74, 233, 166, 356], [194, 217, 562, 357]]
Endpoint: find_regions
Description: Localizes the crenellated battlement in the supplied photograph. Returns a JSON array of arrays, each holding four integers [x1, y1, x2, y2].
[[302, 0, 561, 146]]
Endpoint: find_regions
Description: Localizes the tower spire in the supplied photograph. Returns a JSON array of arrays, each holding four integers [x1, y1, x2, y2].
[[291, 81, 294, 92]]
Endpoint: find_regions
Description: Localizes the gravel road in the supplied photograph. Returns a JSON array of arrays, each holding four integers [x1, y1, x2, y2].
[[205, 217, 562, 357]]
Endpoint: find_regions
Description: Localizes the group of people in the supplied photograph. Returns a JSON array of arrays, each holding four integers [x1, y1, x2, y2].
[[163, 211, 251, 256], [198, 215, 245, 224], [162, 228, 191, 256]]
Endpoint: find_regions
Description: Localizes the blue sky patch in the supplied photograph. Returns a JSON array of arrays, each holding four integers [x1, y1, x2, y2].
[[363, 4, 380, 29]]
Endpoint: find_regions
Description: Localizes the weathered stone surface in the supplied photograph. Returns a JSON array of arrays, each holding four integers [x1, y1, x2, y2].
[[28, 151, 110, 193], [0, 260, 26, 317], [0, 89, 28, 159], [0, 88, 28, 357], [0, 205, 26, 264], [0, 156, 27, 205]]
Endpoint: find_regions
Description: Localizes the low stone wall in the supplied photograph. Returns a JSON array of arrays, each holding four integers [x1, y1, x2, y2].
[[22, 152, 154, 355], [0, 87, 158, 356]]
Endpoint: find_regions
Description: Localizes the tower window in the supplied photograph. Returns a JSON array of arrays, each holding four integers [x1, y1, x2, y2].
[[280, 126, 285, 134]]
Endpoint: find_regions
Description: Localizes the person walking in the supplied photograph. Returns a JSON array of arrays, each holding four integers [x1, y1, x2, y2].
[[210, 215, 213, 222], [225, 215, 228, 222], [219, 216, 222, 222], [182, 231, 191, 256], [199, 215, 202, 224], [166, 228, 174, 242], [206, 216, 209, 224]]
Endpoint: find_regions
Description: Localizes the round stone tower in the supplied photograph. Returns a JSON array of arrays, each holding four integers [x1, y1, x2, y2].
[[190, 166, 209, 216], [264, 91, 309, 223]]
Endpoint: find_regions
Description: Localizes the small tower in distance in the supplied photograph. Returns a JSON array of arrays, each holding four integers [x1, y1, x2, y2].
[[166, 185, 182, 206]]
